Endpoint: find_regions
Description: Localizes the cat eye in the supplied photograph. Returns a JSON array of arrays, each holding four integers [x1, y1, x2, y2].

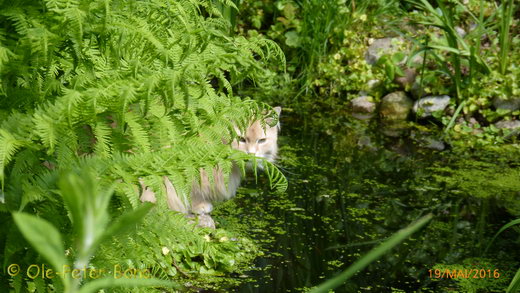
[[258, 138, 266, 144], [239, 137, 246, 143]]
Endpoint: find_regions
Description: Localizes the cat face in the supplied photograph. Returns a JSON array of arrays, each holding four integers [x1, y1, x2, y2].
[[231, 107, 281, 164]]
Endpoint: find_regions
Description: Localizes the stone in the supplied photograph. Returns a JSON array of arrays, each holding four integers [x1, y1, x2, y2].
[[380, 123, 410, 137], [351, 95, 376, 119], [411, 132, 446, 150], [357, 136, 376, 150], [423, 137, 445, 151], [380, 91, 413, 121], [367, 79, 381, 90], [395, 68, 417, 90], [410, 80, 426, 99], [455, 26, 466, 38], [365, 37, 404, 65], [494, 120, 520, 130], [493, 97, 520, 112], [197, 214, 216, 229], [413, 95, 451, 118]]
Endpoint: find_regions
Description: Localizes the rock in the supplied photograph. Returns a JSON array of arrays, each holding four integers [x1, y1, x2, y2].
[[365, 37, 405, 65], [395, 68, 417, 90], [493, 97, 520, 112], [380, 91, 413, 121], [413, 95, 451, 118], [411, 80, 426, 99], [455, 26, 466, 38], [410, 131, 446, 151], [352, 95, 376, 119], [423, 137, 445, 151], [197, 214, 216, 229], [367, 79, 381, 90], [380, 122, 410, 137], [494, 120, 520, 130]]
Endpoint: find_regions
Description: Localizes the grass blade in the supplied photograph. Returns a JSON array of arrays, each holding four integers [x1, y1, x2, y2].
[[443, 100, 466, 138], [309, 214, 433, 293], [507, 267, 520, 293], [484, 218, 520, 255]]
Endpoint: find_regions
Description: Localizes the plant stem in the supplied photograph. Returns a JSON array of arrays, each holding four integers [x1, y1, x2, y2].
[[499, 0, 514, 74]]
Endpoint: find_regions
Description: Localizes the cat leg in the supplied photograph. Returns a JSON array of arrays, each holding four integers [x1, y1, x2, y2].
[[191, 185, 216, 229]]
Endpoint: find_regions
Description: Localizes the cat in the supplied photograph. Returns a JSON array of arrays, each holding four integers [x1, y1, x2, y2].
[[140, 106, 281, 228]]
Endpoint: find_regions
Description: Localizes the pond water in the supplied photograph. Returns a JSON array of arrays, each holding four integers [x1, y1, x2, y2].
[[219, 112, 520, 292]]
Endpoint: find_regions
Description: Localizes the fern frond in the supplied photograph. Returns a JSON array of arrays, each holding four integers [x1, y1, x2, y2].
[[0, 129, 23, 189], [32, 111, 59, 153], [124, 113, 149, 152], [92, 120, 112, 158]]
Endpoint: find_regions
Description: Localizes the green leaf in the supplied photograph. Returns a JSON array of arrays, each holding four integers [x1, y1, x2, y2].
[[385, 62, 395, 80], [428, 45, 469, 56], [12, 212, 68, 273], [395, 66, 405, 77], [507, 267, 520, 293], [96, 202, 153, 247], [391, 52, 406, 64], [0, 129, 23, 189], [484, 218, 520, 255], [285, 31, 301, 48]]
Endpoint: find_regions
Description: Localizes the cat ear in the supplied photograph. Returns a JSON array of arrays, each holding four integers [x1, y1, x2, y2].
[[266, 106, 282, 130], [273, 106, 282, 116]]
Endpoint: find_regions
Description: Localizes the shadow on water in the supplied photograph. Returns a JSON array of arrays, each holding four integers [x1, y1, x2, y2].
[[224, 111, 520, 293]]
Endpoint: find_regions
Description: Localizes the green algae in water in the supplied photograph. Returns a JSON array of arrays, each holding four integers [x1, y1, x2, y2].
[[220, 116, 520, 292]]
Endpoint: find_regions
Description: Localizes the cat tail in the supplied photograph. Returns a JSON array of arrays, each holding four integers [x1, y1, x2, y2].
[[163, 176, 189, 214]]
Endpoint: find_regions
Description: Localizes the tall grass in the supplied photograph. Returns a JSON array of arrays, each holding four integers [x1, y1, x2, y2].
[[483, 218, 520, 293], [498, 0, 515, 74], [409, 0, 491, 102], [295, 0, 348, 97], [410, 0, 517, 103], [294, 0, 400, 99]]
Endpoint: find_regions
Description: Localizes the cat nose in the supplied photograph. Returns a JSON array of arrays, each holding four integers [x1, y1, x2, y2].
[[247, 147, 257, 154]]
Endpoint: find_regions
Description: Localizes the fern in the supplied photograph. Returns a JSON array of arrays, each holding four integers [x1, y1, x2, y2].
[[0, 0, 286, 289], [0, 130, 23, 189]]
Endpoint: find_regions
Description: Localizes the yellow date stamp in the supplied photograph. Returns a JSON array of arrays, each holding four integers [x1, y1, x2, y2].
[[429, 268, 501, 279]]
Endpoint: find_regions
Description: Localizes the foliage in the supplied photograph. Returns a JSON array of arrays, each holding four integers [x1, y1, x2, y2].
[[236, 0, 402, 111], [12, 169, 174, 293], [238, 0, 520, 147], [0, 0, 286, 291], [485, 218, 520, 293], [407, 0, 520, 124], [95, 208, 260, 292]]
